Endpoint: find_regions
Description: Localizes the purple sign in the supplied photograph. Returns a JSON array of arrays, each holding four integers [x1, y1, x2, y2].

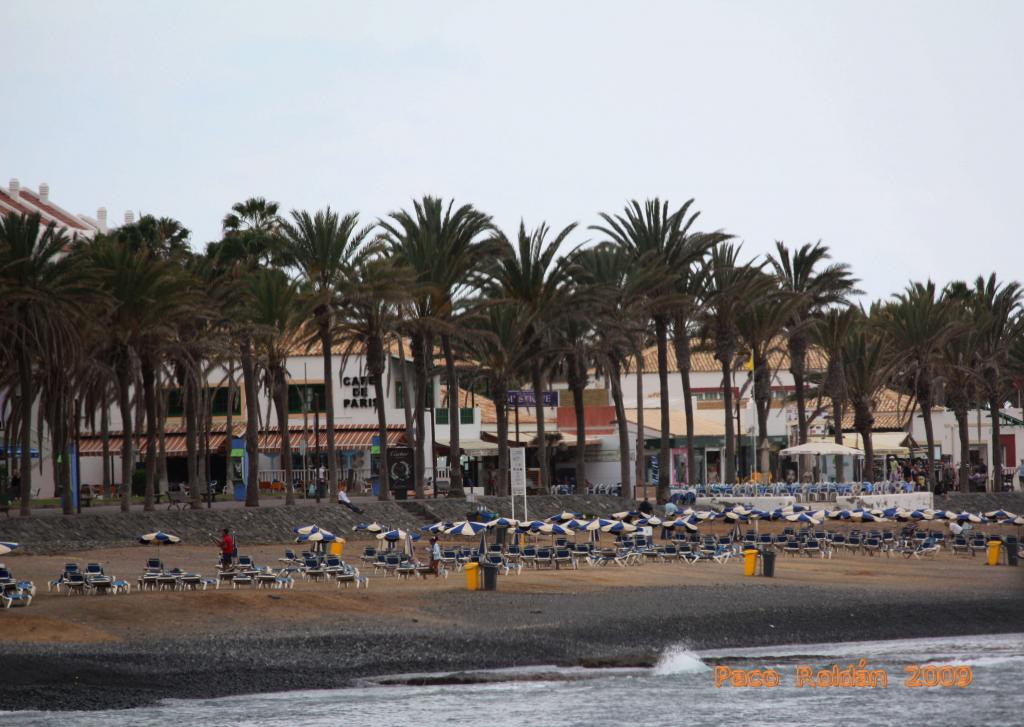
[[507, 390, 558, 407]]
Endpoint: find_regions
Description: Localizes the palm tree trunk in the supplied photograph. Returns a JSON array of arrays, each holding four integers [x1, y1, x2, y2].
[[373, 353, 391, 502], [754, 357, 771, 479], [495, 384, 509, 497], [610, 360, 631, 499], [532, 360, 548, 494], [397, 336, 419, 497], [918, 382, 936, 491], [184, 375, 200, 509], [241, 338, 260, 506], [319, 320, 338, 500], [791, 342, 808, 444], [100, 403, 111, 498], [988, 392, 1001, 493], [955, 407, 970, 491], [442, 334, 463, 497], [117, 366, 133, 513], [571, 364, 587, 491], [634, 348, 645, 495], [673, 317, 696, 486], [720, 358, 736, 484], [855, 404, 875, 481], [832, 397, 844, 482], [141, 357, 158, 511], [654, 318, 671, 504], [17, 347, 33, 516], [276, 369, 295, 506], [158, 382, 169, 497], [412, 333, 428, 497]]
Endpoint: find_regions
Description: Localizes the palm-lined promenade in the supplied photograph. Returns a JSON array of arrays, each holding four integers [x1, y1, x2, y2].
[[2, 192, 1024, 520]]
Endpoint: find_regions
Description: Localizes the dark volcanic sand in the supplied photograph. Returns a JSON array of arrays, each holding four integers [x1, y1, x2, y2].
[[2, 583, 1022, 712]]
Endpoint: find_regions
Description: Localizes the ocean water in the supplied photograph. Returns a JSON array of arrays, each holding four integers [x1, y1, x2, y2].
[[9, 633, 1023, 726]]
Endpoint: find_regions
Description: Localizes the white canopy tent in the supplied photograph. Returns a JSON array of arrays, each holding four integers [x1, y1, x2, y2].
[[780, 441, 865, 483]]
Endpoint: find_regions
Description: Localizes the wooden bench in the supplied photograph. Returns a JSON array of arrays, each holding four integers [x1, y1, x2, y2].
[[166, 490, 189, 510]]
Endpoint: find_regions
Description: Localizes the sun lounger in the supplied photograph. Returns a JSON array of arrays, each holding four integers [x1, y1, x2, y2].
[[535, 548, 554, 569], [360, 547, 378, 565], [64, 572, 87, 595], [2, 584, 32, 608], [553, 548, 577, 570]]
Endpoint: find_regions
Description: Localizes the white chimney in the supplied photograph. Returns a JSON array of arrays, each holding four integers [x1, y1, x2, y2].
[[124, 210, 135, 225], [39, 182, 49, 202], [8, 178, 19, 196], [97, 207, 108, 232]]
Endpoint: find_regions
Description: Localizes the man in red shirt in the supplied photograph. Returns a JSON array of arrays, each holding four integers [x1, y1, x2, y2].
[[217, 528, 235, 569]]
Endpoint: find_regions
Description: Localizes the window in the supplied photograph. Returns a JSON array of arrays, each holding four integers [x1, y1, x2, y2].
[[288, 383, 326, 414], [695, 391, 724, 401], [460, 407, 474, 425], [435, 408, 448, 425], [166, 387, 240, 417], [436, 407, 474, 426], [396, 381, 434, 408]]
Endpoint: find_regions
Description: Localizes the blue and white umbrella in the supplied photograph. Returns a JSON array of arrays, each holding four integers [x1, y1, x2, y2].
[[637, 515, 663, 526], [666, 516, 698, 532], [538, 522, 570, 535], [377, 529, 420, 542], [421, 521, 452, 533], [296, 526, 338, 543], [447, 521, 488, 537], [956, 512, 985, 524], [785, 512, 822, 526], [0, 541, 19, 556], [601, 521, 637, 534], [486, 517, 520, 529], [139, 531, 180, 545], [548, 511, 582, 522], [518, 520, 547, 532], [293, 524, 321, 536], [985, 510, 1017, 521], [353, 522, 384, 533]]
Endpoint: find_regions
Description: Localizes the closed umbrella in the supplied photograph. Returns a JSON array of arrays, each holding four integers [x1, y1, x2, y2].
[[0, 541, 19, 556]]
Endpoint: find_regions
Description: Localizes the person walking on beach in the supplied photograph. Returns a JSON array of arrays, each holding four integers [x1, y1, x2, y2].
[[429, 537, 442, 577], [337, 483, 364, 514], [216, 528, 235, 569]]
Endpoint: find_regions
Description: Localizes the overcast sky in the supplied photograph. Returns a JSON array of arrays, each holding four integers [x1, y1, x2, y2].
[[3, 1, 1021, 301]]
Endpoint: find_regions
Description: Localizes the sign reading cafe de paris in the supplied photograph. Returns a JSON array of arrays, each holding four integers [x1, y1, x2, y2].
[[342, 376, 377, 409]]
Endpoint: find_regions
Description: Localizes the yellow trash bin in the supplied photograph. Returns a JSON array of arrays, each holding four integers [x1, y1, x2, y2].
[[329, 538, 346, 557], [743, 549, 759, 577], [986, 539, 1002, 566], [464, 562, 480, 591]]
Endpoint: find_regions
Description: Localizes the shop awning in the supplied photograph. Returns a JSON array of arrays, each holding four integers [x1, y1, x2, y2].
[[840, 432, 912, 455], [77, 433, 228, 457], [435, 437, 499, 457], [259, 425, 406, 454]]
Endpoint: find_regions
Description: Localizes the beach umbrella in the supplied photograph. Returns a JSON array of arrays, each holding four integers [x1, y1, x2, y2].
[[666, 517, 698, 532], [421, 521, 451, 533], [563, 518, 590, 530], [353, 522, 384, 533], [139, 531, 180, 555], [447, 521, 488, 537], [297, 526, 338, 543], [548, 511, 582, 522], [985, 510, 1017, 521], [580, 518, 614, 531], [956, 512, 984, 524], [139, 531, 180, 545], [538, 522, 570, 535], [601, 521, 637, 534], [486, 517, 519, 529], [517, 520, 547, 533], [1002, 516, 1024, 526], [723, 511, 748, 522], [377, 529, 420, 542], [637, 516, 663, 526], [0, 541, 19, 556]]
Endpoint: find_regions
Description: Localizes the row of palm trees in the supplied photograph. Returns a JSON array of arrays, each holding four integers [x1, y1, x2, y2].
[[2, 196, 1023, 516]]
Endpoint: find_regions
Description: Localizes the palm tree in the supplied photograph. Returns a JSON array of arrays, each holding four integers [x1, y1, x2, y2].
[[841, 307, 897, 481], [769, 242, 859, 449], [337, 252, 415, 501], [810, 306, 858, 480], [0, 212, 90, 515], [878, 281, 955, 490], [382, 197, 495, 497], [734, 274, 799, 480], [571, 244, 651, 498], [89, 235, 191, 511], [953, 274, 1023, 489], [282, 207, 371, 500], [699, 243, 771, 485], [592, 199, 727, 502], [671, 261, 711, 486], [463, 302, 536, 496], [936, 292, 980, 491], [487, 221, 576, 496], [248, 269, 307, 506]]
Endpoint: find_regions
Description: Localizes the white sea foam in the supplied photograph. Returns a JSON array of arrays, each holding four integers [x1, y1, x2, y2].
[[652, 645, 710, 675]]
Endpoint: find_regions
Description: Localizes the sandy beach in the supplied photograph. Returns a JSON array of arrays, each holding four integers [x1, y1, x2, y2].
[[2, 540, 1022, 711]]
